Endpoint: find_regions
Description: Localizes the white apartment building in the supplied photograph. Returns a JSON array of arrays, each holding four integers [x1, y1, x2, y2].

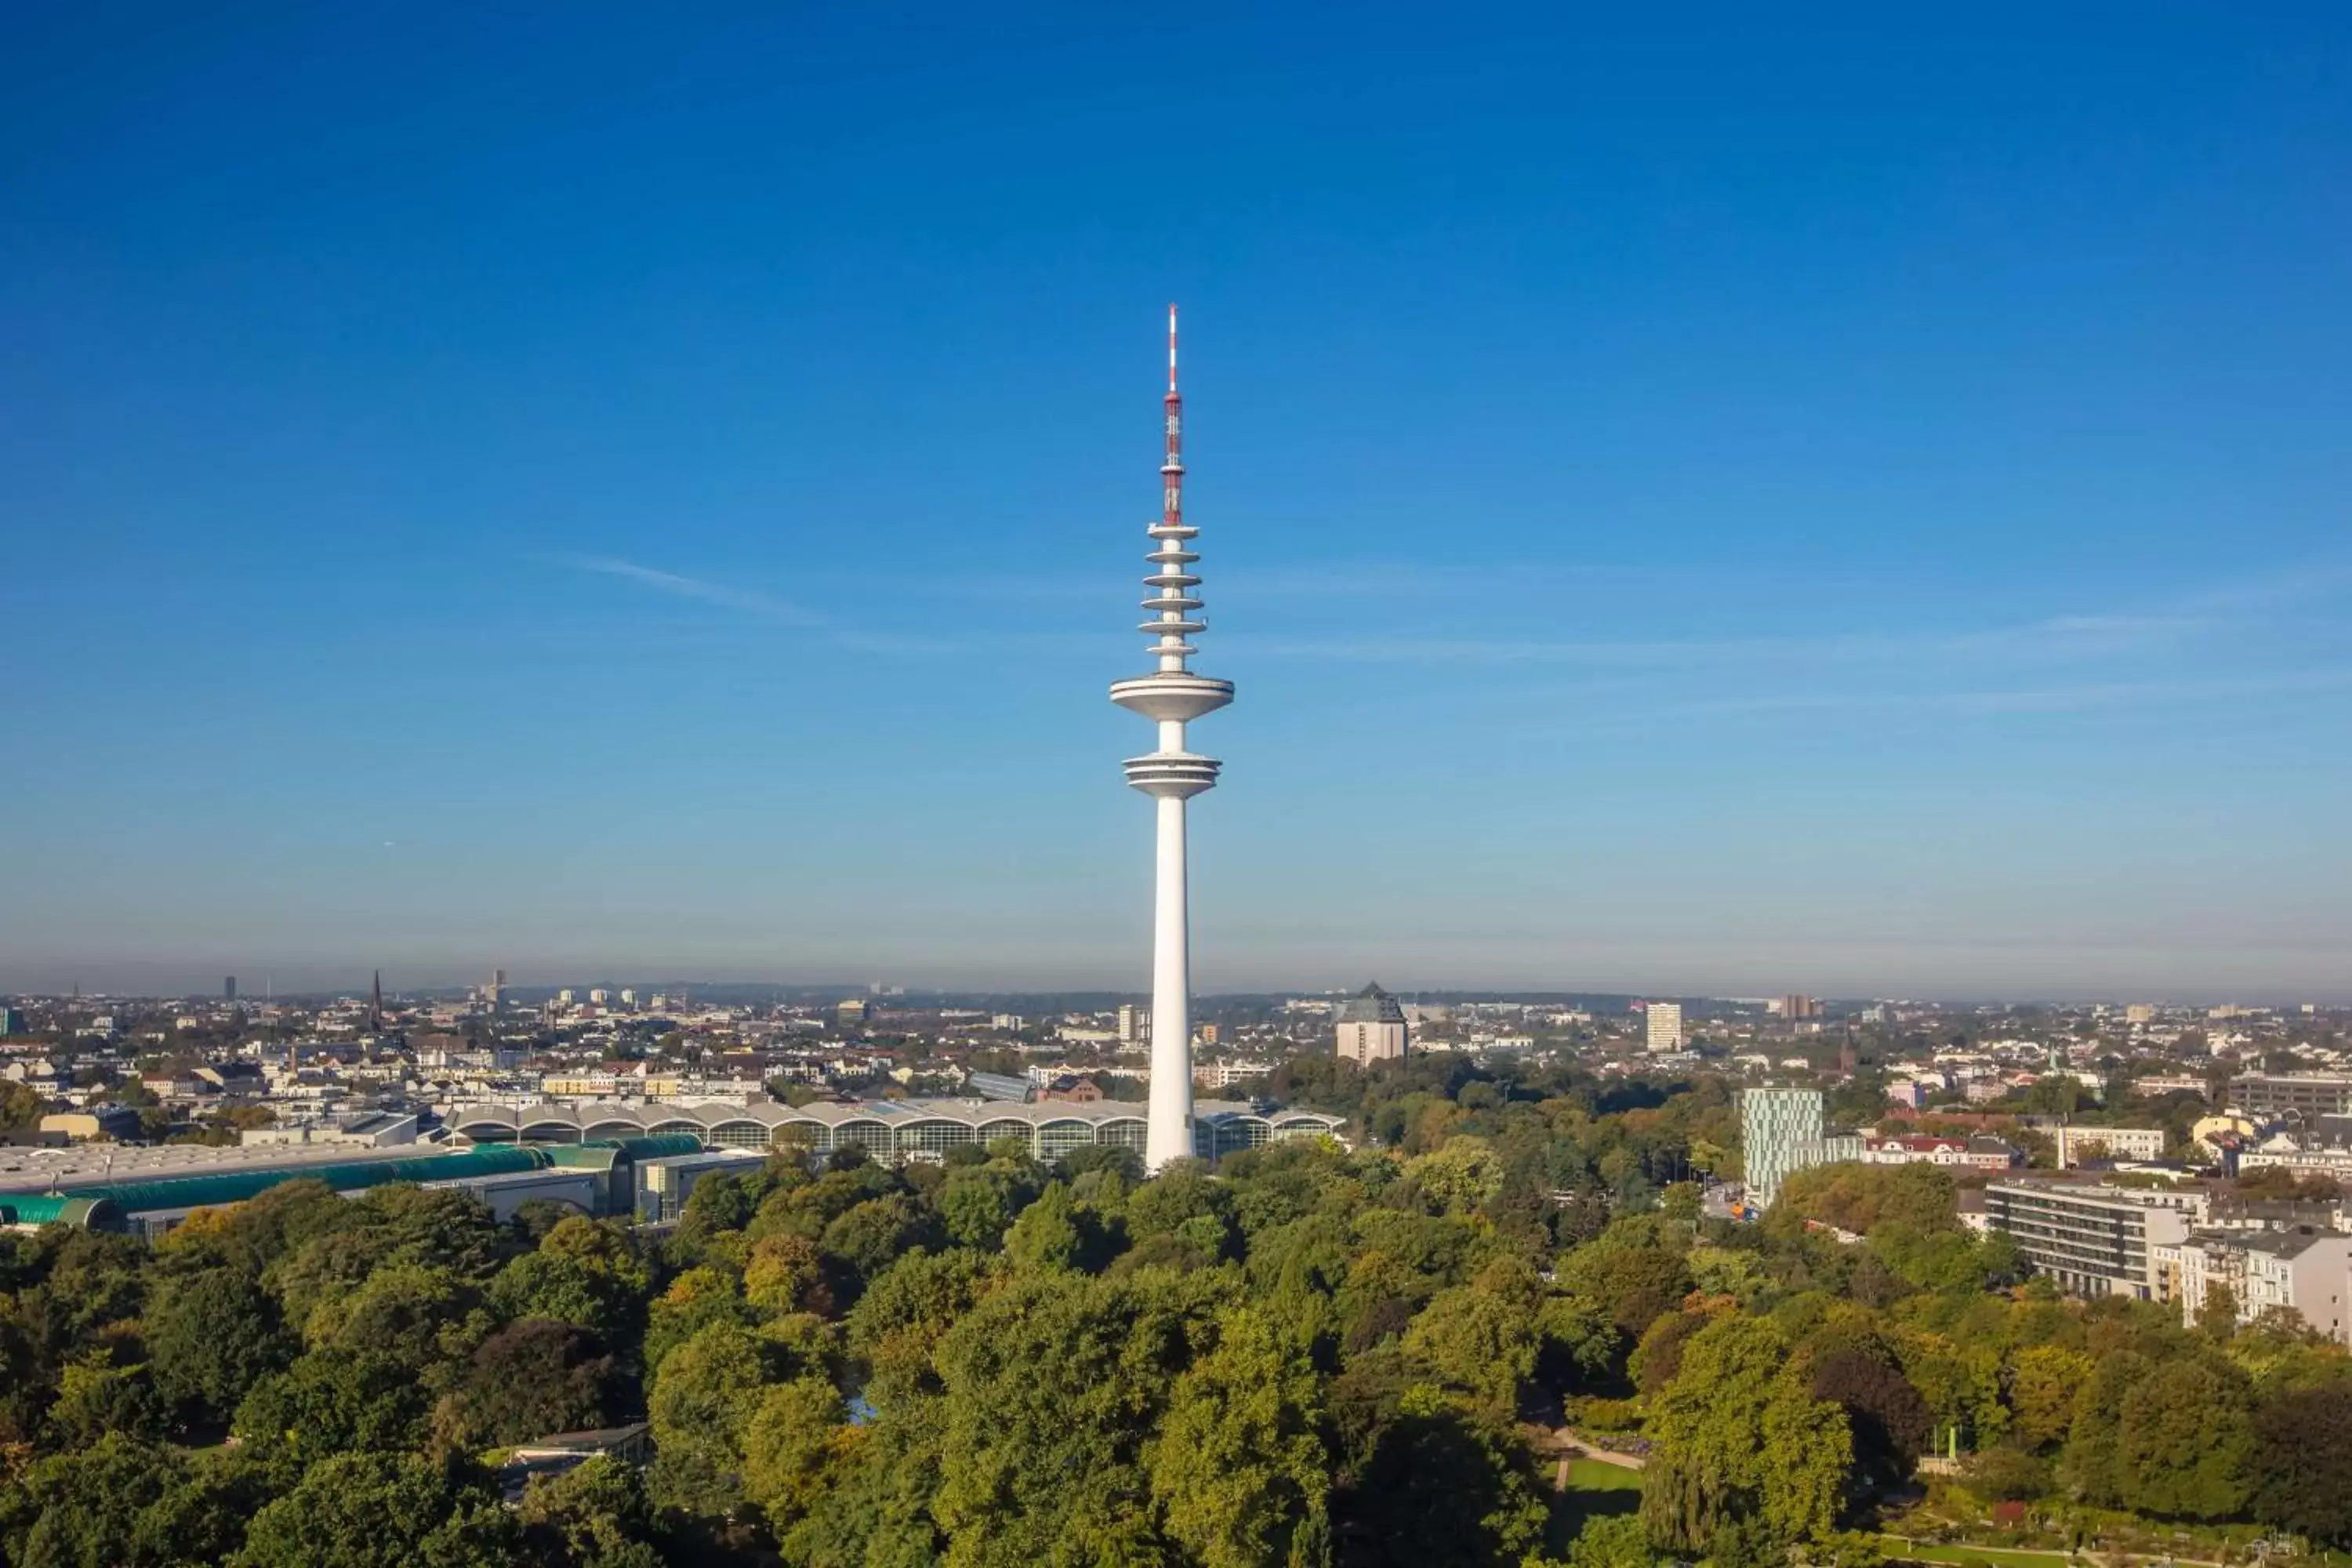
[[2053, 1125, 2167, 1168], [1193, 1058, 1279, 1091], [1334, 984, 1409, 1065], [1861, 1134, 2019, 1171], [1645, 1003, 1686, 1054], [1985, 1180, 2199, 1298], [2154, 1227, 2352, 1345]]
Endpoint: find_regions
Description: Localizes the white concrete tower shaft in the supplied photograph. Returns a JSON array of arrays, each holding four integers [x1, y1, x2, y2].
[[1110, 305, 1232, 1171]]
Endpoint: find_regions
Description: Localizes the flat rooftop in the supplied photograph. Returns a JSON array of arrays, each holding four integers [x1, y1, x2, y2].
[[0, 1136, 451, 1195]]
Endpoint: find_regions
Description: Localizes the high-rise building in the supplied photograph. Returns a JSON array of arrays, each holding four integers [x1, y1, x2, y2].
[[1740, 1086, 1827, 1208], [1778, 994, 1820, 1020], [2124, 1003, 2156, 1025], [223, 976, 238, 1002], [488, 968, 506, 1010], [1335, 982, 1408, 1065], [0, 1007, 24, 1036], [1645, 1001, 1686, 1053], [1109, 307, 1232, 1172], [588, 989, 610, 1006], [1116, 1004, 1149, 1044], [619, 989, 637, 1008]]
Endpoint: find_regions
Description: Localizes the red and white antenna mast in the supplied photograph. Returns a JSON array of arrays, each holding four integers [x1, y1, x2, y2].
[[1163, 303, 1184, 543]]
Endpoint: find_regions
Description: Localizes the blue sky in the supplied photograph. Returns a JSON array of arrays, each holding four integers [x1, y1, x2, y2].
[[3, 4, 2347, 1000]]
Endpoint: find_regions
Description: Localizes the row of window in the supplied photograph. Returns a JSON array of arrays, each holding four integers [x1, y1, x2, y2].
[[454, 1114, 1331, 1163]]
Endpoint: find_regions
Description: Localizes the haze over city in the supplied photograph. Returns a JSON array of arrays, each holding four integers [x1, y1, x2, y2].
[[5, 5, 2348, 1000]]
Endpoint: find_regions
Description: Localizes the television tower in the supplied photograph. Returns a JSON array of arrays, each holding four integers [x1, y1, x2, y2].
[[1111, 305, 1233, 1171]]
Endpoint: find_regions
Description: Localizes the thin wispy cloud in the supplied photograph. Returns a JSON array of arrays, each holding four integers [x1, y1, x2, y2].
[[555, 554, 947, 656], [566, 555, 829, 626]]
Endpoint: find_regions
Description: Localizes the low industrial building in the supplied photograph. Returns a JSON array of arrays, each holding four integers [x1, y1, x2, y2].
[[240, 1111, 419, 1149], [0, 1145, 600, 1237], [0, 1133, 730, 1236], [634, 1148, 768, 1223], [445, 1096, 1348, 1165]]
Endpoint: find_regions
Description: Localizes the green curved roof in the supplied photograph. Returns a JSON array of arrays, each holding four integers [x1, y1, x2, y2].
[[0, 1195, 116, 1228], [4, 1145, 554, 1225]]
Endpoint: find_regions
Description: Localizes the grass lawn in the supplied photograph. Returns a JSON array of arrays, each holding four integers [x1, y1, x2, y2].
[[1566, 1459, 1643, 1492], [1548, 1456, 1646, 1556], [1879, 1537, 2071, 1568]]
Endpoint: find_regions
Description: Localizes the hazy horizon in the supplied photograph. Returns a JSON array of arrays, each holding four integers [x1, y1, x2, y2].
[[2, 956, 2339, 1012]]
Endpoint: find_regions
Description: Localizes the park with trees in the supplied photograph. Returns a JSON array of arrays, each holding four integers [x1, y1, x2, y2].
[[2, 1055, 2350, 1566]]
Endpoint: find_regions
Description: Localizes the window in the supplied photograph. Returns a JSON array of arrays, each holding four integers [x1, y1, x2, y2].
[[897, 1120, 977, 1160], [707, 1120, 768, 1150], [1035, 1120, 1095, 1160], [833, 1120, 891, 1156]]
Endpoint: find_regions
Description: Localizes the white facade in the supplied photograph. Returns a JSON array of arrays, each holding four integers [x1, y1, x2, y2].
[[1645, 1002, 1685, 1053], [2157, 1228, 2352, 1345], [2053, 1125, 2168, 1167], [1986, 1180, 2198, 1298], [1334, 983, 1409, 1065], [1109, 308, 1233, 1171]]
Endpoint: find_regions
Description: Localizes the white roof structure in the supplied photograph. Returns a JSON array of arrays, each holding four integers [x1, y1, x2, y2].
[[444, 1096, 1346, 1164]]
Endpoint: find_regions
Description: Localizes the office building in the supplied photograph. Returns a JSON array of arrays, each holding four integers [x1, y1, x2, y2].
[[0, 1007, 22, 1036], [1109, 307, 1234, 1171], [1646, 1001, 1686, 1053], [1334, 982, 1409, 1066], [1984, 1180, 2197, 1299], [1740, 1085, 1843, 1207], [1778, 994, 1820, 1020], [1116, 1004, 1149, 1044], [2230, 1074, 2352, 1120], [223, 976, 237, 1002]]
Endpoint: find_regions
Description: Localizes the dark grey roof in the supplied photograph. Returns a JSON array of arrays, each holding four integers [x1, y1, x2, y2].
[[1335, 983, 1406, 1026], [965, 1072, 1036, 1104]]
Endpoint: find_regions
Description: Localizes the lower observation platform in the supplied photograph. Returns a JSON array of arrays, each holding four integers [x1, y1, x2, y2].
[[1122, 752, 1222, 799]]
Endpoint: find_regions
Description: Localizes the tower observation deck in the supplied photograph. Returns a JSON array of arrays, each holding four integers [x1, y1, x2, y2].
[[1110, 306, 1232, 1171]]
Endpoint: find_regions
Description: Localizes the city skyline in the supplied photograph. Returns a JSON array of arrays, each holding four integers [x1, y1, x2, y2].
[[5, 6, 2350, 998]]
